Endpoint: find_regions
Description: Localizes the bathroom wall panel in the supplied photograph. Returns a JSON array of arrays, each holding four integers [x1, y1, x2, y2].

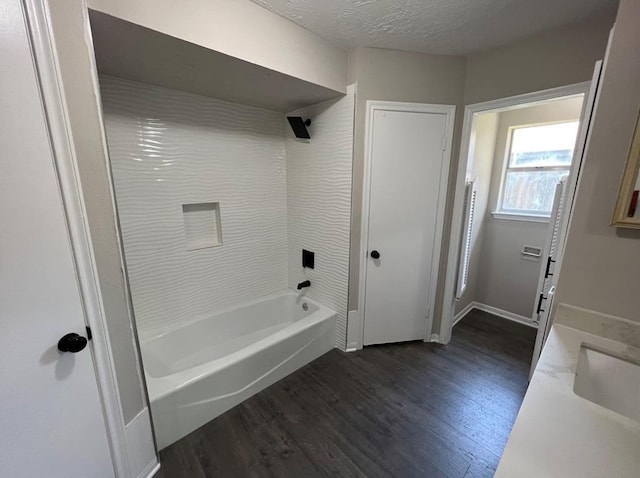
[[101, 76, 289, 338], [285, 85, 355, 349]]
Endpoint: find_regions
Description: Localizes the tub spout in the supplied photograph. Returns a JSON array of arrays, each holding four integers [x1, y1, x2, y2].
[[297, 280, 311, 290]]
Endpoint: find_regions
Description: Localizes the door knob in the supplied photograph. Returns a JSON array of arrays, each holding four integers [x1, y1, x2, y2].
[[57, 333, 88, 353], [370, 250, 380, 259]]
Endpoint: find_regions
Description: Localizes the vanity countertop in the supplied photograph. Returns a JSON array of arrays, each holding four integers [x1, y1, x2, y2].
[[495, 305, 640, 477]]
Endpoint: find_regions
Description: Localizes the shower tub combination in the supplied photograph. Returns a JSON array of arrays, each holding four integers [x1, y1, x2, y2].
[[141, 291, 336, 449]]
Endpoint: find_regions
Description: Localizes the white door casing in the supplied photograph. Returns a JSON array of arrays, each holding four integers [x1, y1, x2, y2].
[[359, 102, 455, 347], [0, 0, 115, 476], [24, 0, 160, 475], [440, 82, 592, 345]]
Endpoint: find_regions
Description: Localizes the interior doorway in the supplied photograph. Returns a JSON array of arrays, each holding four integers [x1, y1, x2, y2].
[[441, 66, 602, 371]]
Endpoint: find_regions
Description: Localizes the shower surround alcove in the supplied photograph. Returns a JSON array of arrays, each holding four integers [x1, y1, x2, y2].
[[100, 76, 354, 449]]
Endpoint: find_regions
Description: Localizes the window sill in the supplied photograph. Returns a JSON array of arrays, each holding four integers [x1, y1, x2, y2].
[[491, 212, 550, 223]]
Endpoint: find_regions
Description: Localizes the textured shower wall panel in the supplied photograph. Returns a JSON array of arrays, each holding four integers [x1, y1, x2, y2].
[[285, 85, 355, 349], [100, 76, 288, 338]]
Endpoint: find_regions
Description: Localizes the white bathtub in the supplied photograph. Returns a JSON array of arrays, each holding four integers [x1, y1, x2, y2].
[[140, 291, 336, 449]]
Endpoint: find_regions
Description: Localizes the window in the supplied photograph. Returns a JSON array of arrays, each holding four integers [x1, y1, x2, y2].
[[497, 121, 579, 217]]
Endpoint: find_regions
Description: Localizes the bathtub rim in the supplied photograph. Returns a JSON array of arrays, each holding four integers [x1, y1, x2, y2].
[[141, 290, 336, 401], [150, 310, 336, 450], [139, 289, 318, 343]]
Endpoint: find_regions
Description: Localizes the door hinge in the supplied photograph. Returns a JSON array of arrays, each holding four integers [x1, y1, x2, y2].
[[442, 135, 446, 151], [536, 293, 547, 315], [544, 256, 556, 278], [86, 326, 93, 341]]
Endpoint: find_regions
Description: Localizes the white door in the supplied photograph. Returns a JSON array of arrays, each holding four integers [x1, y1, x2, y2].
[[363, 106, 452, 345], [529, 61, 604, 375], [0, 1, 114, 476], [530, 180, 566, 370]]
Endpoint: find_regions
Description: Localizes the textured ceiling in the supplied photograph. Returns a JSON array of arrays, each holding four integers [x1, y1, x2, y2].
[[250, 0, 617, 55]]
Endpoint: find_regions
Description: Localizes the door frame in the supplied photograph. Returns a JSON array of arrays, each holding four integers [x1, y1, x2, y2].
[[439, 82, 591, 345], [529, 62, 603, 376], [21, 0, 145, 475], [357, 101, 456, 349]]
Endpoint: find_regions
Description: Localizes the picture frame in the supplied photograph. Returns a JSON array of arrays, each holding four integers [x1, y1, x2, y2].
[[612, 111, 640, 228]]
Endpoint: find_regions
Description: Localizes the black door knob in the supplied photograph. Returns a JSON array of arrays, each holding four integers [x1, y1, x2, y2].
[[370, 250, 380, 259], [58, 333, 88, 353]]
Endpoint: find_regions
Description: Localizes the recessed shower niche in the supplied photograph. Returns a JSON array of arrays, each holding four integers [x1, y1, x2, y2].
[[182, 202, 223, 250]]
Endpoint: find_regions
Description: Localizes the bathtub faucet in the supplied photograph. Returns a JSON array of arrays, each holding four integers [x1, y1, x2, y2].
[[297, 280, 311, 290]]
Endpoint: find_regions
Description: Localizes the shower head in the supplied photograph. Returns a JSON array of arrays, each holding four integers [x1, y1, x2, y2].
[[287, 116, 311, 139]]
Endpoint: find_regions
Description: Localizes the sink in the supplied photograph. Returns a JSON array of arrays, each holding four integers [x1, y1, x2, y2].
[[574, 345, 640, 422]]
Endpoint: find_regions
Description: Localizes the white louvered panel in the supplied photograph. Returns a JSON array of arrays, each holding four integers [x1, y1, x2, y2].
[[540, 180, 567, 311], [456, 181, 477, 299]]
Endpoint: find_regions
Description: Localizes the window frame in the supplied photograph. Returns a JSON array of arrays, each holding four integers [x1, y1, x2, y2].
[[494, 120, 577, 220]]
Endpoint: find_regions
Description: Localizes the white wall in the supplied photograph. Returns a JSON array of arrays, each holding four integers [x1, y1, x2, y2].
[[87, 0, 348, 94], [347, 47, 467, 316], [557, 0, 640, 323], [466, 98, 584, 319], [101, 76, 289, 338], [464, 7, 616, 105], [102, 76, 355, 348], [88, 11, 343, 113], [347, 10, 614, 335], [454, 112, 498, 314], [45, 0, 146, 424], [286, 86, 355, 349]]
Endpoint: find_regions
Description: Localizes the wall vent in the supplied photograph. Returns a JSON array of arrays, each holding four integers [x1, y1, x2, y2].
[[522, 245, 542, 260]]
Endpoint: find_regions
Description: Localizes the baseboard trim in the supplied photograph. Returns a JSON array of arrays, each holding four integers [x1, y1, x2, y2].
[[125, 407, 157, 478], [140, 461, 160, 478], [452, 302, 476, 327], [472, 302, 538, 328], [346, 309, 360, 352]]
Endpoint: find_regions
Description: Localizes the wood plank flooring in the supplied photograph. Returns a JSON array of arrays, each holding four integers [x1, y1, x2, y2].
[[155, 310, 536, 477]]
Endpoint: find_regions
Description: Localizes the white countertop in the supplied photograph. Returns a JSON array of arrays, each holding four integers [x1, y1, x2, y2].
[[496, 306, 640, 477]]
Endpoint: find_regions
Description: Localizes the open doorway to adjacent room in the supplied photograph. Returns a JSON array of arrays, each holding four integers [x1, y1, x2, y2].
[[441, 69, 602, 375]]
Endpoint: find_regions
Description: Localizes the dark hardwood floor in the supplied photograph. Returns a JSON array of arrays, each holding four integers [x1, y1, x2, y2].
[[155, 310, 536, 478]]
